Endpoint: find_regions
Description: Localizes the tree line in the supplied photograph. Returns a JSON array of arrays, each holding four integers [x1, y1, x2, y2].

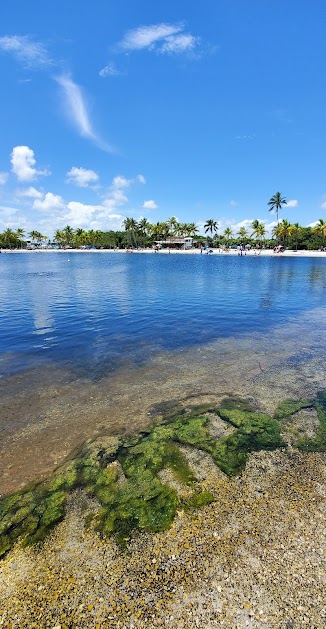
[[1, 193, 325, 250]]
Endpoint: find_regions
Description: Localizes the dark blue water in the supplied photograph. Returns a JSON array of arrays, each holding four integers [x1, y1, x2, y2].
[[0, 252, 325, 378]]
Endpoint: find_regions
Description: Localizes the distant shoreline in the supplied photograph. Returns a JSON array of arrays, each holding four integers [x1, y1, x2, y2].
[[1, 247, 326, 257]]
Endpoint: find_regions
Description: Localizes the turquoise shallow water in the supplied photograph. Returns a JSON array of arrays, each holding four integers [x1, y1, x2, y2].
[[0, 252, 326, 378]]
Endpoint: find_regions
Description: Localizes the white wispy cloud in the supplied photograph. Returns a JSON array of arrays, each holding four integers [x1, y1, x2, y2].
[[11, 146, 49, 182], [0, 172, 9, 185], [286, 199, 298, 208], [320, 201, 326, 209], [112, 174, 146, 188], [55, 74, 111, 151], [99, 62, 121, 77], [66, 166, 99, 188], [119, 22, 200, 55], [0, 35, 53, 68], [17, 186, 43, 199], [33, 192, 65, 212], [143, 200, 158, 209], [160, 33, 199, 54]]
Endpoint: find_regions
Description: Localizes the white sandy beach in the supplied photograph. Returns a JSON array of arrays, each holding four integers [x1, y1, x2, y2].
[[1, 247, 326, 257]]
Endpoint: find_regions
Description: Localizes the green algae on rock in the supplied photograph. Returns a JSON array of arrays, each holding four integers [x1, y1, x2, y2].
[[274, 391, 326, 451], [1, 392, 325, 557]]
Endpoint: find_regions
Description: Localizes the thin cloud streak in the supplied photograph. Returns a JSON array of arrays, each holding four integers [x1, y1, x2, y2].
[[119, 22, 199, 55], [55, 74, 112, 152], [0, 35, 53, 68]]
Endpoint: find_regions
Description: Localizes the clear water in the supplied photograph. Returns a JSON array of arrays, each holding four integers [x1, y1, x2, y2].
[[1, 252, 326, 378]]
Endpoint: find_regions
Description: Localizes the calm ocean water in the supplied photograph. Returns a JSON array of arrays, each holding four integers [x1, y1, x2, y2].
[[1, 252, 325, 378]]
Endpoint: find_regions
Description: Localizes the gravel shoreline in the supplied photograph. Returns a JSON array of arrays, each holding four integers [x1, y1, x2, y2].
[[0, 448, 325, 628]]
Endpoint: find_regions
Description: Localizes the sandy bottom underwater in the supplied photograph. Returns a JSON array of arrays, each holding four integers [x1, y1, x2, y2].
[[0, 308, 325, 627]]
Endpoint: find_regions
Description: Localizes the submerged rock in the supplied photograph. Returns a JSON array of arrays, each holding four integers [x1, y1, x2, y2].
[[0, 392, 325, 557]]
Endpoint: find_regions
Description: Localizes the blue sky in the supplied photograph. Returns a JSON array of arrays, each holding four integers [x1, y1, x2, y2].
[[0, 0, 326, 237]]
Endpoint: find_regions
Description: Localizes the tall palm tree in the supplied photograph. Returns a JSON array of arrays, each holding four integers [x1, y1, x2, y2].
[[268, 192, 287, 223], [204, 219, 218, 241], [313, 218, 326, 249], [138, 218, 151, 247]]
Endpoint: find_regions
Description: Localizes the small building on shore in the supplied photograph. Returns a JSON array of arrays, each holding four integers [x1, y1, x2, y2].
[[154, 237, 195, 250]]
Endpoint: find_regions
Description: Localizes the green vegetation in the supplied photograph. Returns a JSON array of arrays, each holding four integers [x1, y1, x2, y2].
[[1, 392, 325, 557], [1, 214, 326, 251]]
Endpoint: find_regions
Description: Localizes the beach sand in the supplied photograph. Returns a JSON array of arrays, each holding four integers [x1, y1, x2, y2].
[[1, 247, 326, 257]]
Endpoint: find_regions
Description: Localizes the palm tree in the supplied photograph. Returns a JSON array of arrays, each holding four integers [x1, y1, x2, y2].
[[313, 219, 326, 249], [272, 219, 291, 247], [251, 220, 266, 246], [255, 223, 266, 247], [268, 192, 287, 223], [237, 226, 248, 245], [223, 227, 233, 248], [138, 218, 151, 247], [185, 222, 198, 238], [288, 222, 302, 251], [123, 218, 138, 247], [16, 228, 25, 248], [54, 229, 65, 247], [2, 228, 17, 249], [204, 219, 218, 243], [74, 228, 87, 247], [62, 225, 74, 247]]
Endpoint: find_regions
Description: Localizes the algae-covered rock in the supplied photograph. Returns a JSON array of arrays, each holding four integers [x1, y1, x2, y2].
[[296, 390, 326, 451], [1, 391, 325, 557], [273, 399, 312, 419]]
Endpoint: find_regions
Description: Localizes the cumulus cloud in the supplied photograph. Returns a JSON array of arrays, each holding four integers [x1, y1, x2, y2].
[[119, 22, 199, 55], [286, 199, 298, 208], [143, 200, 158, 209], [0, 35, 52, 68], [0, 172, 8, 185], [112, 175, 132, 189], [33, 192, 65, 212], [66, 166, 99, 187], [62, 201, 124, 230], [17, 186, 43, 199], [11, 146, 49, 182], [137, 174, 146, 184], [99, 62, 121, 77], [64, 201, 101, 226], [103, 189, 128, 210], [55, 74, 111, 151]]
